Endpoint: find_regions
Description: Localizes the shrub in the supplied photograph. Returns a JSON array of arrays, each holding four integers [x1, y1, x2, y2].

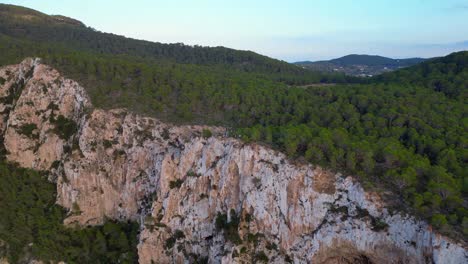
[[51, 115, 77, 140], [372, 218, 389, 231], [17, 123, 38, 138], [202, 129, 212, 139], [266, 241, 278, 251], [215, 210, 241, 244], [252, 177, 261, 188], [215, 212, 228, 230], [186, 170, 200, 177], [164, 237, 176, 250], [164, 230, 185, 251], [169, 179, 184, 189], [254, 251, 269, 263], [47, 102, 59, 111], [161, 128, 170, 140], [50, 160, 60, 170], [144, 215, 155, 227], [173, 229, 185, 240], [103, 139, 113, 149], [71, 202, 81, 215], [244, 213, 252, 223]]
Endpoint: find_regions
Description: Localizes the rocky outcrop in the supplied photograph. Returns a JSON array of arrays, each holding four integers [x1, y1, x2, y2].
[[0, 59, 466, 263]]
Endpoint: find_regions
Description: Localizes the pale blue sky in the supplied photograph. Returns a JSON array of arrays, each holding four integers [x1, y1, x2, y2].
[[2, 0, 468, 61]]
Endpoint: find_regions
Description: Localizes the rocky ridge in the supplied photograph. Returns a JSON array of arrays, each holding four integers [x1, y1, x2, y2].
[[0, 58, 466, 263]]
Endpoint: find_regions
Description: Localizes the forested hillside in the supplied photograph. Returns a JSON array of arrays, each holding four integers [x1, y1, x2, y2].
[[0, 3, 466, 245], [0, 4, 356, 85], [372, 51, 468, 98]]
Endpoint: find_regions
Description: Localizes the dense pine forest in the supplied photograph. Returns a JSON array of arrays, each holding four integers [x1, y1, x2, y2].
[[0, 161, 139, 263], [0, 3, 466, 263]]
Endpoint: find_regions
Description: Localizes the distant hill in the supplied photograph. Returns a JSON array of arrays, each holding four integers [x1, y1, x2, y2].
[[295, 54, 427, 77]]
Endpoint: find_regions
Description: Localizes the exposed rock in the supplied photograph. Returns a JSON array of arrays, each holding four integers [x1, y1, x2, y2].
[[0, 59, 466, 264]]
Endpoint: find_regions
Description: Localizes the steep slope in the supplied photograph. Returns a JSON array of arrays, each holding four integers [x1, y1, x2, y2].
[[296, 55, 427, 76], [0, 59, 466, 263]]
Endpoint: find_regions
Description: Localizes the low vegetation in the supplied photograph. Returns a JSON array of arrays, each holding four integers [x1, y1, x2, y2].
[[51, 115, 77, 140], [169, 179, 184, 189], [215, 210, 241, 245], [17, 123, 38, 138]]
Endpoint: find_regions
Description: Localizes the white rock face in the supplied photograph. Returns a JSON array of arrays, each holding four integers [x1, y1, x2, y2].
[[0, 59, 466, 264]]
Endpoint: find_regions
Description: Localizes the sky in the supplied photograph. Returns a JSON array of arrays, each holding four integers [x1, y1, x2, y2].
[[1, 0, 468, 62]]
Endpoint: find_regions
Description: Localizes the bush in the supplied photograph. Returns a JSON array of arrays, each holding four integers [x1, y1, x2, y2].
[[215, 210, 241, 244], [186, 170, 200, 177], [103, 139, 113, 149], [71, 202, 81, 215], [169, 179, 184, 189], [215, 212, 228, 230], [372, 219, 389, 231], [50, 160, 60, 170], [266, 242, 278, 251], [173, 229, 185, 240], [51, 115, 77, 140], [202, 129, 212, 139], [17, 123, 38, 138], [164, 237, 176, 250], [161, 128, 170, 140], [254, 251, 269, 263]]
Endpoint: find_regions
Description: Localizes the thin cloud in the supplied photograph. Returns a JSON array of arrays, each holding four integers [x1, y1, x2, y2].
[[453, 4, 468, 9], [447, 3, 468, 11]]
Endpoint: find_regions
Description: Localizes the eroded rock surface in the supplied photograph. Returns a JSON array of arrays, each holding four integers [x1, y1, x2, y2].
[[0, 59, 466, 263]]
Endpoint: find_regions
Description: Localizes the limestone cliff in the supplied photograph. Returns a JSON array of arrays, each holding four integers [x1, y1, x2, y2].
[[0, 58, 466, 263]]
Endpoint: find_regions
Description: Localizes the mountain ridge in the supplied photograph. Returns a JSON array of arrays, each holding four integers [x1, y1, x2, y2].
[[0, 4, 337, 82]]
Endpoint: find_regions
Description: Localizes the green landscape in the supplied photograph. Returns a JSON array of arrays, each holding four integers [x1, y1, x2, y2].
[[0, 3, 466, 263]]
